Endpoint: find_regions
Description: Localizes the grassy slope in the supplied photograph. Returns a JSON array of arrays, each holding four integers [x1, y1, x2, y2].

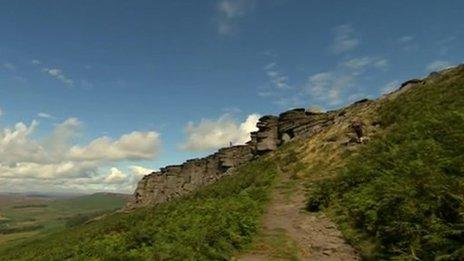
[[0, 157, 278, 260], [308, 68, 464, 259]]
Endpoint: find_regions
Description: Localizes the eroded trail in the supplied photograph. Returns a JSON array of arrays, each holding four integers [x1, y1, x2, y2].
[[236, 168, 359, 260]]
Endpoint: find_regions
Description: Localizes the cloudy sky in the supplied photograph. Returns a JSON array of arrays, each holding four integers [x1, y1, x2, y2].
[[1, 0, 463, 193]]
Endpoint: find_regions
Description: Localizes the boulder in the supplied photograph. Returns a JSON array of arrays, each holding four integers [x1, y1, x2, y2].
[[255, 115, 279, 153]]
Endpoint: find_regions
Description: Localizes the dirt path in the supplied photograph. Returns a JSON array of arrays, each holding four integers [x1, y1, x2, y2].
[[236, 168, 359, 260]]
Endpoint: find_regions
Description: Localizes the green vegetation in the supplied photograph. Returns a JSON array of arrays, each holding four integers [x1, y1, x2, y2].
[[47, 193, 129, 213], [11, 204, 47, 209], [308, 69, 464, 259], [0, 157, 278, 260], [0, 224, 44, 235], [0, 193, 128, 246]]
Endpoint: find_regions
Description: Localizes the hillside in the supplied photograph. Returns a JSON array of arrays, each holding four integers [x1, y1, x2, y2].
[[307, 67, 464, 259], [0, 66, 462, 260]]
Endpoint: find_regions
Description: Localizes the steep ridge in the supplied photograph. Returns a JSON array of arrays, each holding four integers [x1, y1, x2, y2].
[[128, 66, 464, 211], [305, 66, 464, 259], [127, 101, 380, 209], [126, 109, 336, 209]]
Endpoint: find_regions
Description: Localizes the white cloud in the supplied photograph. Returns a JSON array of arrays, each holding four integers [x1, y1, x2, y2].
[[104, 167, 128, 184], [264, 62, 292, 90], [0, 120, 45, 165], [0, 161, 97, 180], [341, 57, 372, 70], [38, 112, 54, 119], [398, 35, 414, 43], [216, 0, 255, 35], [42, 67, 74, 86], [47, 68, 61, 76], [341, 57, 387, 71], [426, 60, 452, 72], [305, 72, 355, 106], [3, 62, 16, 71], [129, 165, 157, 177], [239, 114, 260, 138], [0, 117, 161, 193], [68, 131, 160, 161], [44, 117, 82, 157], [32, 59, 41, 65], [305, 56, 388, 106], [180, 113, 260, 151], [330, 24, 360, 54]]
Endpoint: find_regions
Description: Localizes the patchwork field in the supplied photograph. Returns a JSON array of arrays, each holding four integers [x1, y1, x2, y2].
[[0, 193, 130, 246]]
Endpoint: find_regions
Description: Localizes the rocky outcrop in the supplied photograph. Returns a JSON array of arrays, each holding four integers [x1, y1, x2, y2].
[[126, 145, 254, 209], [400, 79, 424, 90], [121, 69, 462, 209], [126, 107, 352, 209], [254, 115, 279, 154]]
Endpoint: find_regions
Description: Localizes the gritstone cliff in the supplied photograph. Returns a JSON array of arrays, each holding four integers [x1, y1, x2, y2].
[[125, 71, 440, 210]]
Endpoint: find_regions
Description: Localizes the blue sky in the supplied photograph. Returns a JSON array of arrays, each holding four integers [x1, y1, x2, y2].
[[0, 0, 463, 193]]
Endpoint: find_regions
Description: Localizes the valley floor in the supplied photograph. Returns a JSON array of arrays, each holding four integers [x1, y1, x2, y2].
[[236, 167, 358, 260]]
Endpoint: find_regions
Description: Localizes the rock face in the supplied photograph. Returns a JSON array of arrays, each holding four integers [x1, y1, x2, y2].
[[126, 107, 349, 209], [126, 145, 253, 209], [124, 72, 443, 209]]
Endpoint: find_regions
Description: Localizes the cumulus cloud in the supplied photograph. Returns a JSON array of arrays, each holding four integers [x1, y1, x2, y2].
[[180, 113, 260, 151], [68, 131, 160, 161], [216, 0, 255, 35], [104, 167, 128, 184], [42, 67, 74, 86], [0, 117, 161, 193], [32, 59, 41, 65], [426, 60, 452, 72], [330, 24, 360, 54], [129, 165, 157, 176], [0, 120, 45, 165], [0, 161, 97, 180]]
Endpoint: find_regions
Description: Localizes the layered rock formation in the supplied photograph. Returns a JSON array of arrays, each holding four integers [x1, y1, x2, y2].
[[126, 107, 340, 210]]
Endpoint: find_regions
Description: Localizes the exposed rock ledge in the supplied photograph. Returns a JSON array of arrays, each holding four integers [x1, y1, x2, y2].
[[125, 107, 341, 210], [126, 73, 433, 210]]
